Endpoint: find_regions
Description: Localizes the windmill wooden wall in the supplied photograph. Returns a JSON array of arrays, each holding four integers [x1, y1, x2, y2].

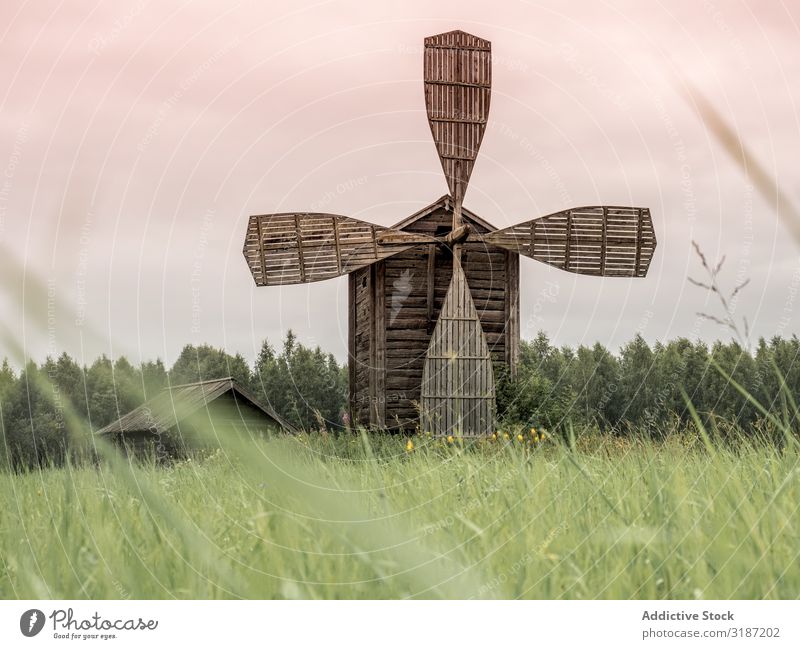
[[348, 196, 519, 432]]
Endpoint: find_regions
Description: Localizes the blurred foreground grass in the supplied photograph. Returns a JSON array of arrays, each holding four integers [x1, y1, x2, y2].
[[1, 430, 797, 599]]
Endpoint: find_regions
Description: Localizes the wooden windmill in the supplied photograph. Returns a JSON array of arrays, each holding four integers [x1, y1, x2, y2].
[[243, 30, 656, 437]]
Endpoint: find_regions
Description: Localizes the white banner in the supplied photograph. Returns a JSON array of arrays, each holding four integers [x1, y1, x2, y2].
[[1, 600, 797, 648]]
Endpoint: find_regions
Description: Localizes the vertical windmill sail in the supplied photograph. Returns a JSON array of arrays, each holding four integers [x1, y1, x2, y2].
[[420, 258, 495, 437], [424, 30, 491, 223]]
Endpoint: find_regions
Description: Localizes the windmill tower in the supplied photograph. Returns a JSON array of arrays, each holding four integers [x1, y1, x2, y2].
[[243, 30, 657, 437]]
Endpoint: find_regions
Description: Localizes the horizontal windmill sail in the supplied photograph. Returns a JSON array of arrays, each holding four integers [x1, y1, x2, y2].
[[483, 206, 657, 277], [243, 213, 430, 286]]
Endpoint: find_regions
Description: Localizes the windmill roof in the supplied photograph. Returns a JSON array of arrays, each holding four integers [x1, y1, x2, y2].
[[391, 195, 497, 232], [95, 377, 294, 436]]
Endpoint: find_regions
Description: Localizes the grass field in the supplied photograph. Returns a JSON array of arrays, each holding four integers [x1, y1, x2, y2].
[[1, 428, 798, 599]]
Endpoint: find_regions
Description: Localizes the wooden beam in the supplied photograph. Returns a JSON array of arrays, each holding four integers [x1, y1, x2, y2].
[[348, 273, 357, 427], [425, 43, 491, 52], [367, 266, 376, 426], [452, 195, 463, 232], [293, 214, 306, 282], [529, 219, 536, 257], [564, 211, 572, 272], [505, 251, 520, 378], [438, 152, 481, 161], [601, 206, 608, 275], [444, 223, 470, 245], [332, 216, 342, 274], [370, 224, 378, 259], [375, 261, 386, 428], [375, 232, 437, 245], [428, 117, 487, 125], [424, 79, 491, 89], [426, 247, 435, 334], [635, 208, 643, 276], [255, 216, 267, 285]]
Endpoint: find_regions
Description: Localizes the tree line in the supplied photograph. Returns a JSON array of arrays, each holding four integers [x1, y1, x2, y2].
[[0, 331, 347, 468], [498, 332, 799, 434], [2, 331, 798, 468]]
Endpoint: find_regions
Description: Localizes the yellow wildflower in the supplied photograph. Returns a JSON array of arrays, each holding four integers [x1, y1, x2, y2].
[[530, 427, 537, 437], [406, 439, 414, 452], [503, 432, 510, 440], [447, 435, 454, 444], [516, 433, 524, 442], [491, 432, 498, 441]]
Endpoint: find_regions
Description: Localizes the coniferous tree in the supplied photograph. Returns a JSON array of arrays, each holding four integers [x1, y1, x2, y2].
[[0, 359, 14, 403], [86, 356, 118, 429], [112, 356, 144, 415], [170, 344, 251, 386], [141, 359, 168, 399], [618, 334, 655, 428], [0, 359, 16, 468], [252, 331, 348, 430], [4, 362, 69, 468]]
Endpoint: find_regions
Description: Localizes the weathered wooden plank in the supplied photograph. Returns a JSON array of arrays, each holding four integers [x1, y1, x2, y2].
[[332, 216, 342, 274], [348, 273, 357, 424], [426, 247, 435, 334], [368, 264, 377, 426], [505, 251, 519, 377], [354, 266, 372, 422], [635, 208, 643, 275], [374, 261, 386, 427]]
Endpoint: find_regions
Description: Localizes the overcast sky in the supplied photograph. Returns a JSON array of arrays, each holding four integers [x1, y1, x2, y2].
[[1, 0, 799, 368]]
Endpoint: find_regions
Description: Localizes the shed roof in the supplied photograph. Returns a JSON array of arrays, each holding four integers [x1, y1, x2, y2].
[[391, 195, 497, 233], [95, 377, 294, 436]]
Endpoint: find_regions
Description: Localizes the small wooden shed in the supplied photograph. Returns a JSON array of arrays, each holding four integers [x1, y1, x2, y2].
[[96, 377, 293, 455], [349, 195, 520, 432]]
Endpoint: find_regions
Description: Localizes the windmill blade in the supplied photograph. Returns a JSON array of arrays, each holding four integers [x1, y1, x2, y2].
[[424, 30, 491, 206], [483, 206, 657, 277], [243, 213, 431, 286], [420, 258, 495, 437]]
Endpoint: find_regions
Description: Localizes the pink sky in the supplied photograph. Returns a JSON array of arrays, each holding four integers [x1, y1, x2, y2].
[[1, 0, 799, 366]]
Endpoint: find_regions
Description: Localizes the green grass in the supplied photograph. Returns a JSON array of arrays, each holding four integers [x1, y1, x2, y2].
[[1, 430, 798, 599]]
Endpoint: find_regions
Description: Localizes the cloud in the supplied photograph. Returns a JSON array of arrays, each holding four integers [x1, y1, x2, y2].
[[1, 0, 799, 365]]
